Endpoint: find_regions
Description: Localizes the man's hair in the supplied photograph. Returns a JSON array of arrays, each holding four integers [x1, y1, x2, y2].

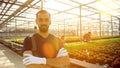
[[88, 32, 91, 34], [36, 10, 51, 18]]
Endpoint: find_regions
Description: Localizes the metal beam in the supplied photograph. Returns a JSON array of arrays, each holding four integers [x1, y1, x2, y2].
[[0, 0, 23, 6], [0, 13, 27, 18], [99, 12, 102, 37], [6, 0, 41, 25], [45, 7, 79, 16], [82, 13, 98, 17], [16, 0, 41, 17], [0, 0, 33, 28], [0, 0, 17, 20], [0, 1, 9, 14], [71, 0, 120, 19], [79, 5, 82, 38], [56, 0, 77, 7]]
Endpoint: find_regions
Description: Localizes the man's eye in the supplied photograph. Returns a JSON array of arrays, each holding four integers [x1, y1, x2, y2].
[[45, 19, 49, 22], [39, 19, 43, 22]]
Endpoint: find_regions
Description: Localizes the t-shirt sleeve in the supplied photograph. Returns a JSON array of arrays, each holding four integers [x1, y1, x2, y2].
[[58, 38, 64, 48], [22, 36, 32, 52]]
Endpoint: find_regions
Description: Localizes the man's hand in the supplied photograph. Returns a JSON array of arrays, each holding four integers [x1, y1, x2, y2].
[[23, 54, 46, 65], [56, 48, 68, 58]]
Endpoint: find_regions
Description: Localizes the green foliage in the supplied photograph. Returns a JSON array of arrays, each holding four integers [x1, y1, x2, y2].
[[65, 38, 120, 52]]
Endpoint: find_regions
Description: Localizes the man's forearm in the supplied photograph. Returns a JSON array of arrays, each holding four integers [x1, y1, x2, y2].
[[23, 51, 70, 67], [46, 56, 70, 67]]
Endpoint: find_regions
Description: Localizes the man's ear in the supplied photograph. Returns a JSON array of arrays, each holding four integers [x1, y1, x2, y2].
[[50, 21, 51, 25], [49, 20, 51, 25], [36, 19, 38, 25]]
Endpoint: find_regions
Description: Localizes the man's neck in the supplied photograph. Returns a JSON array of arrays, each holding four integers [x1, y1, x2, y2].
[[38, 31, 49, 38]]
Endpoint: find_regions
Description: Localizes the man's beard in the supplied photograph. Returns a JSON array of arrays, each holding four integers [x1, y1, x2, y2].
[[39, 25, 49, 33]]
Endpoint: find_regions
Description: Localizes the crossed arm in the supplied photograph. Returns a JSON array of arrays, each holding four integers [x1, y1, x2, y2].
[[23, 48, 70, 67]]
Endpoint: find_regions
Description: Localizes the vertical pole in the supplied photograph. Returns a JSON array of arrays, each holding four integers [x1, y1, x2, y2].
[[102, 24, 103, 36], [77, 22, 79, 36], [6, 23, 7, 39], [41, 0, 44, 10], [118, 18, 120, 36], [79, 5, 82, 39], [64, 19, 65, 36], [8, 28, 10, 37], [58, 24, 59, 36], [28, 21, 29, 33], [111, 16, 113, 36], [15, 19, 17, 40], [99, 12, 102, 38]]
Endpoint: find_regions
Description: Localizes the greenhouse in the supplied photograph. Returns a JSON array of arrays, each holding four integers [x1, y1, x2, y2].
[[0, 0, 120, 68]]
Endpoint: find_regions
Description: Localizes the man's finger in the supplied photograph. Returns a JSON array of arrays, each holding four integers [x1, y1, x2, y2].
[[59, 49, 67, 53], [24, 60, 32, 65], [23, 58, 31, 65], [23, 57, 30, 63], [59, 48, 64, 51], [23, 54, 32, 57], [23, 60, 30, 65], [63, 52, 68, 56]]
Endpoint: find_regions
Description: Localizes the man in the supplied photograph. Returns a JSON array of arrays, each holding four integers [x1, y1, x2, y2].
[[22, 10, 70, 68], [83, 32, 91, 42]]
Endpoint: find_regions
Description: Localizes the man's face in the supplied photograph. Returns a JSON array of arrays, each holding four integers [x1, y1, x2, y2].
[[36, 12, 51, 33]]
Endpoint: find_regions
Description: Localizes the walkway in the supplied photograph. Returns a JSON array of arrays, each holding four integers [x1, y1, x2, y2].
[[0, 43, 105, 68]]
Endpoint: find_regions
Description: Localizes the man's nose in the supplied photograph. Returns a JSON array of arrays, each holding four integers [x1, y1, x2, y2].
[[42, 20, 46, 24], [42, 19, 47, 23]]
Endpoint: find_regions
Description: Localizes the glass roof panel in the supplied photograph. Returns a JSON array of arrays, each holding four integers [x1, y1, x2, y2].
[[56, 0, 79, 7], [1, 2, 6, 7], [6, 3, 11, 8], [35, 1, 41, 6], [25, 8, 39, 14], [3, 16, 8, 19], [6, 10, 14, 15], [10, 4, 20, 9], [67, 8, 80, 15], [0, 0, 120, 32], [25, 14, 36, 18], [44, 0, 73, 11], [108, 2, 120, 8], [82, 10, 94, 16], [17, 0, 27, 3], [46, 9, 57, 15], [72, 0, 96, 4], [30, 0, 39, 5]]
